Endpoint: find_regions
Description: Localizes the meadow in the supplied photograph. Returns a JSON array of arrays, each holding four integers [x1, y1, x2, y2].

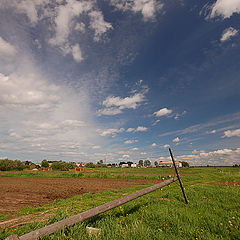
[[0, 167, 240, 240]]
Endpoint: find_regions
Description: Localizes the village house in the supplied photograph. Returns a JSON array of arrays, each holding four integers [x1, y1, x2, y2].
[[158, 161, 182, 168]]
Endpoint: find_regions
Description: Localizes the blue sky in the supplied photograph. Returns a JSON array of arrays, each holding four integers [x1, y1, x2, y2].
[[0, 0, 240, 165]]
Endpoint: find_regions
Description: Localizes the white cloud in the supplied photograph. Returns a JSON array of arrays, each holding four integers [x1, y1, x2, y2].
[[131, 147, 139, 151], [207, 0, 240, 19], [0, 0, 50, 24], [0, 72, 59, 111], [151, 143, 157, 147], [157, 148, 240, 166], [98, 92, 146, 116], [1, 1, 112, 62], [135, 126, 148, 132], [140, 152, 147, 155], [72, 44, 84, 62], [222, 128, 240, 138], [0, 36, 16, 57], [97, 108, 122, 116], [89, 10, 113, 41], [173, 137, 180, 143], [158, 112, 240, 137], [220, 27, 238, 42], [75, 22, 86, 32], [154, 107, 172, 117], [122, 154, 130, 158], [103, 93, 145, 110], [163, 144, 170, 148], [97, 128, 125, 137], [124, 139, 138, 144], [206, 129, 217, 134], [126, 128, 135, 132], [92, 145, 101, 149], [110, 0, 164, 21]]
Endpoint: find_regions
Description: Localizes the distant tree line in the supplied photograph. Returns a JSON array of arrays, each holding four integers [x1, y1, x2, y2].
[[0, 159, 26, 171], [85, 160, 107, 168], [47, 160, 77, 171]]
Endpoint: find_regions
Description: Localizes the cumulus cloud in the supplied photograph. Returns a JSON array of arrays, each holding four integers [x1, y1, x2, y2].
[[131, 147, 139, 151], [103, 93, 145, 109], [72, 44, 84, 62], [110, 0, 164, 21], [162, 144, 170, 148], [173, 137, 180, 143], [126, 128, 135, 133], [135, 126, 148, 132], [97, 108, 122, 116], [151, 143, 157, 147], [124, 139, 138, 144], [154, 107, 172, 117], [206, 0, 240, 19], [98, 92, 146, 116], [222, 128, 240, 138], [220, 27, 238, 42], [97, 128, 125, 137], [0, 36, 16, 57]]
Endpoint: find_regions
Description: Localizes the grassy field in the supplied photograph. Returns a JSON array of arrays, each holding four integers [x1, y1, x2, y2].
[[0, 167, 240, 239]]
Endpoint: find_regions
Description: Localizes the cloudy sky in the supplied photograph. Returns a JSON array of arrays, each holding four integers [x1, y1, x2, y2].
[[0, 0, 240, 166]]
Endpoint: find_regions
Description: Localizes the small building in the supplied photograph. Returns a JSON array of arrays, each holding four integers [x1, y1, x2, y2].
[[121, 164, 129, 168], [77, 162, 87, 167], [158, 161, 182, 168], [131, 163, 137, 168], [29, 163, 41, 169]]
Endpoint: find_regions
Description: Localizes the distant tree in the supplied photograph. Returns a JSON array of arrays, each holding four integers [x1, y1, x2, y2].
[[181, 161, 189, 167], [138, 160, 144, 166], [0, 159, 12, 171], [154, 161, 159, 167], [41, 159, 49, 168], [67, 162, 77, 169], [85, 162, 96, 168], [233, 164, 240, 167], [144, 160, 151, 167], [12, 160, 25, 170]]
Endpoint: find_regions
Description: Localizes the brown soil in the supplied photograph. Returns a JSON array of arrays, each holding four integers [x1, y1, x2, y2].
[[0, 177, 158, 214]]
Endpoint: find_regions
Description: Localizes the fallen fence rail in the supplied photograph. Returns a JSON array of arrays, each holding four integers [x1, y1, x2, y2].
[[6, 177, 178, 240]]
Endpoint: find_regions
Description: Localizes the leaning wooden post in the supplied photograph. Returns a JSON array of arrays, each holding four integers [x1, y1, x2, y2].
[[169, 148, 189, 204]]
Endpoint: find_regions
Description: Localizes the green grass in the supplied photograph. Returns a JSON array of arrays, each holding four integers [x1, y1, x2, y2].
[[0, 167, 240, 240]]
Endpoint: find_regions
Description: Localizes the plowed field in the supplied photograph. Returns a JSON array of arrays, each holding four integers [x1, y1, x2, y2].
[[0, 177, 158, 214]]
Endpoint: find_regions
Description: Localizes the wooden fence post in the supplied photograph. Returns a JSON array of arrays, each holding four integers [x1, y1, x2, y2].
[[169, 148, 189, 204]]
